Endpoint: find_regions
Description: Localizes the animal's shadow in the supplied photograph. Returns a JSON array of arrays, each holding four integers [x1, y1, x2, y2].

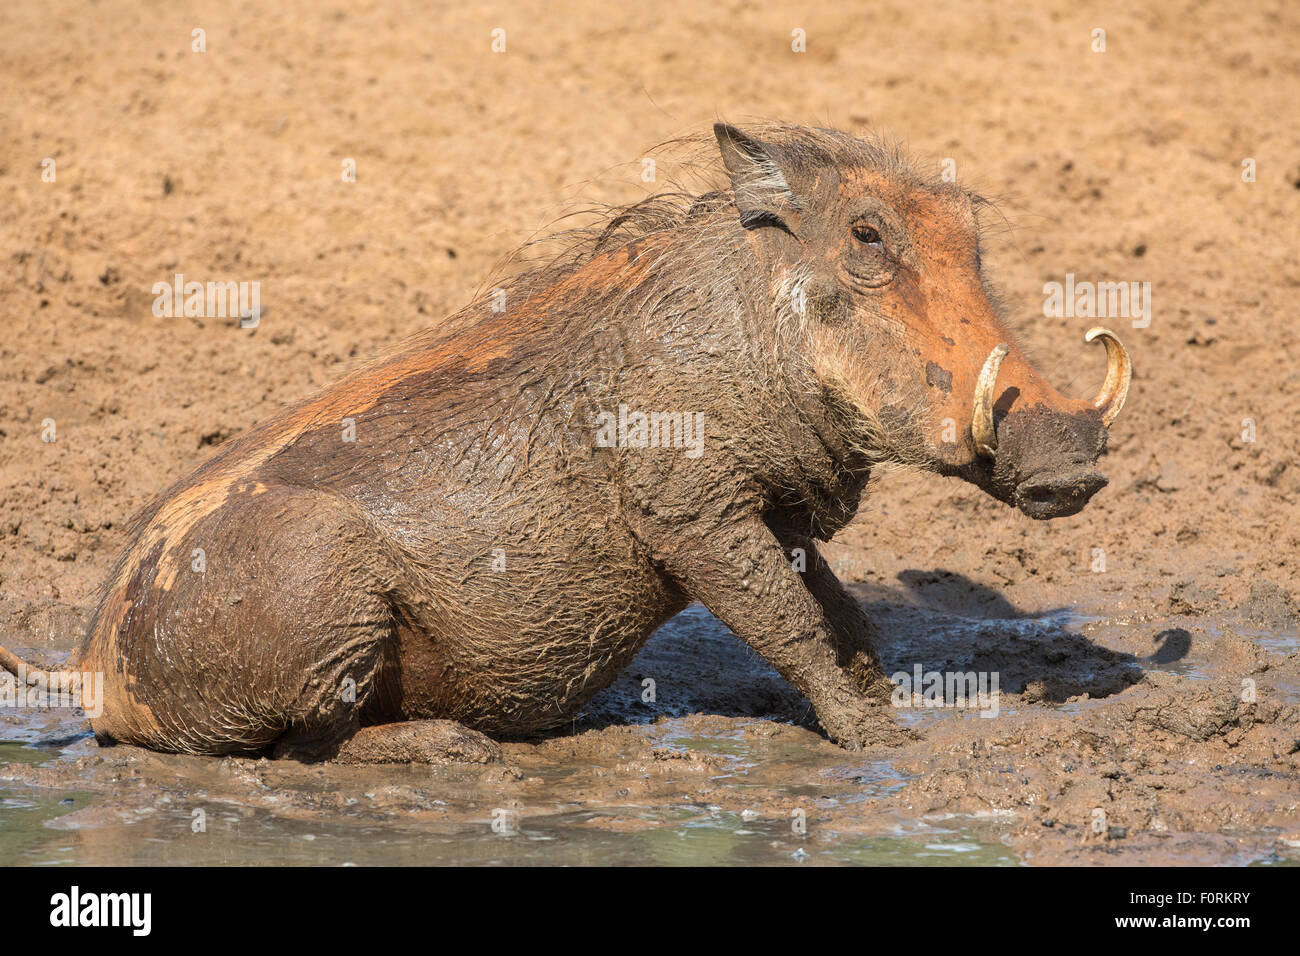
[[563, 569, 1156, 738]]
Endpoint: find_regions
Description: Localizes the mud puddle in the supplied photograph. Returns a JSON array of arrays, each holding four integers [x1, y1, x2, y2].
[[0, 588, 1297, 866], [0, 726, 1012, 866]]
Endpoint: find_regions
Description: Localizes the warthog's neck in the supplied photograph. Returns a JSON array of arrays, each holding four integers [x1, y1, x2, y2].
[[526, 222, 879, 540]]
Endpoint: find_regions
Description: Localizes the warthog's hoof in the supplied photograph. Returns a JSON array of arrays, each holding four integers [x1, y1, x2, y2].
[[819, 705, 921, 750]]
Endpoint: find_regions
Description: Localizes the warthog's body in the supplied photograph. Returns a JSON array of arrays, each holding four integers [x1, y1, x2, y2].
[[3, 124, 1130, 761]]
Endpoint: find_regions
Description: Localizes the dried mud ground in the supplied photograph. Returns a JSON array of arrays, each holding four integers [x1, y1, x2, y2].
[[1, 0, 1298, 865]]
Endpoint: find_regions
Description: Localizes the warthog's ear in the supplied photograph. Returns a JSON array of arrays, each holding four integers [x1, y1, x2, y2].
[[713, 123, 799, 234]]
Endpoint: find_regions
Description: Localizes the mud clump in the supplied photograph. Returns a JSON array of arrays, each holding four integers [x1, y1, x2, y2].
[[1167, 581, 1221, 616], [1240, 580, 1300, 631], [1120, 671, 1274, 743]]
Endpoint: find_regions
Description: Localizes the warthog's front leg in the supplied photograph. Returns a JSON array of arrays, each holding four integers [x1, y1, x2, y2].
[[777, 531, 894, 703], [655, 516, 912, 749]]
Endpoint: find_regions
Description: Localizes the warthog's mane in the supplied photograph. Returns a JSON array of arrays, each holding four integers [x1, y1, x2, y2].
[[468, 123, 962, 311]]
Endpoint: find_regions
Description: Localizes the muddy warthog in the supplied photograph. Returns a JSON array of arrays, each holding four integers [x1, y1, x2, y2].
[[1, 123, 1130, 762]]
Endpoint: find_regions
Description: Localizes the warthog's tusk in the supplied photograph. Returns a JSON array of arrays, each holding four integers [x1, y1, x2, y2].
[[972, 343, 1010, 459], [1084, 327, 1132, 427]]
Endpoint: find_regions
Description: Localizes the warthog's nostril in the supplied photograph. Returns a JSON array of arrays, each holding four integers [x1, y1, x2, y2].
[[1015, 470, 1108, 518], [1023, 484, 1059, 506]]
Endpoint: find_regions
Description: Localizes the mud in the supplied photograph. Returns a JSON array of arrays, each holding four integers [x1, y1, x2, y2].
[[1, 585, 1296, 865], [2, 0, 1299, 865]]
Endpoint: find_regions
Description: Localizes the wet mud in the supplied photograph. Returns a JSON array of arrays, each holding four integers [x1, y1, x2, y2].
[[1, 580, 1295, 866]]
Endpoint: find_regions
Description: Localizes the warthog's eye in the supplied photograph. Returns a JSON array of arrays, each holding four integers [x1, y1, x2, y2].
[[851, 224, 883, 247]]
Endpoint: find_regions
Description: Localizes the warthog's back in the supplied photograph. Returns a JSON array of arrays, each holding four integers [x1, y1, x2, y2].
[[79, 252, 690, 747]]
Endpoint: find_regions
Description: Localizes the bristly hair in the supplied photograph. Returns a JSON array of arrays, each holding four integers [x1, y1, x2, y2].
[[462, 122, 975, 316]]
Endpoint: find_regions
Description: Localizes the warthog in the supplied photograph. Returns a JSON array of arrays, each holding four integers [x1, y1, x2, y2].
[[1, 123, 1130, 761]]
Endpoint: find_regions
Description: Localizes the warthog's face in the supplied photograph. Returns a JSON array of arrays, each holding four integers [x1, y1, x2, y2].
[[714, 124, 1131, 519]]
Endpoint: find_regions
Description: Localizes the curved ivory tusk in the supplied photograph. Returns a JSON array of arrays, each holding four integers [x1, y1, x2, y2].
[[971, 343, 1010, 459], [1084, 327, 1132, 427]]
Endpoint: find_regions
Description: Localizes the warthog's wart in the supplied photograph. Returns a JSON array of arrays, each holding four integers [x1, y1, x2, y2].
[[0, 123, 1131, 761]]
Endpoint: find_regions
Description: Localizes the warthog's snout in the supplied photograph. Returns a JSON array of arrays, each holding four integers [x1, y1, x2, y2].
[[962, 326, 1131, 519], [1014, 466, 1108, 519]]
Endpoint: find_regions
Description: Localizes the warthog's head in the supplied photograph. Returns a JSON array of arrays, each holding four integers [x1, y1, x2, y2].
[[714, 123, 1131, 519]]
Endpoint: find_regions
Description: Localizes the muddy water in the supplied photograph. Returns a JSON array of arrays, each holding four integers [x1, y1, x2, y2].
[[0, 736, 1013, 867], [0, 594, 1297, 866]]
